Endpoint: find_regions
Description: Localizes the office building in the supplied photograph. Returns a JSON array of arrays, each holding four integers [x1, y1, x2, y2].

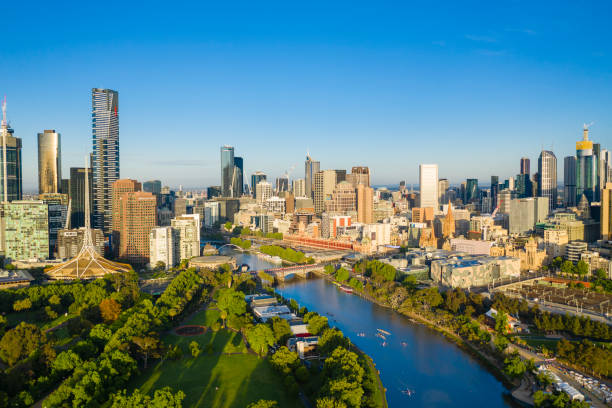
[[69, 167, 93, 229], [207, 186, 221, 198], [204, 201, 220, 227], [538, 150, 557, 211], [61, 179, 70, 196], [293, 178, 306, 197], [328, 181, 356, 213], [356, 184, 373, 224], [520, 157, 530, 175], [576, 126, 599, 203], [602, 182, 612, 240], [490, 176, 499, 210], [57, 228, 105, 259], [111, 179, 141, 253], [92, 88, 119, 234], [256, 181, 273, 204], [515, 174, 532, 198], [314, 170, 338, 214], [334, 169, 347, 183], [233, 156, 244, 197], [438, 178, 449, 205], [174, 197, 188, 218], [149, 226, 179, 269], [508, 197, 549, 235], [143, 180, 162, 194], [117, 191, 156, 265], [251, 172, 267, 197], [346, 166, 370, 187], [566, 241, 588, 263], [0, 99, 22, 202], [220, 145, 235, 197], [563, 156, 577, 208], [4, 201, 49, 261], [276, 175, 289, 193], [419, 164, 438, 209], [265, 196, 286, 214], [172, 214, 200, 261], [37, 129, 62, 194], [305, 154, 320, 199], [600, 149, 612, 189], [465, 178, 478, 203], [39, 193, 68, 258]]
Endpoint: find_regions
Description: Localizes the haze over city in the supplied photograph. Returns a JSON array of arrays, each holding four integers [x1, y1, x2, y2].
[[3, 1, 612, 189]]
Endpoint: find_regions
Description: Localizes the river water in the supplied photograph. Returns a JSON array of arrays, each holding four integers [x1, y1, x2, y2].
[[221, 248, 514, 408]]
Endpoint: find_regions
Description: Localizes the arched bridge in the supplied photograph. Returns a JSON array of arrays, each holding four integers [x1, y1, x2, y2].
[[264, 263, 326, 281]]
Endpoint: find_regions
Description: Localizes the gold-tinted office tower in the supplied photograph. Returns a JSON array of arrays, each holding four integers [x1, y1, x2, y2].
[[37, 130, 62, 194], [357, 184, 373, 224], [602, 182, 612, 240]]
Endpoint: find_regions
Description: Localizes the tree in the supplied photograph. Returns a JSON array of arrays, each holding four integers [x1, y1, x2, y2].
[[324, 265, 335, 275], [100, 298, 122, 322], [13, 298, 32, 312], [322, 347, 365, 408], [189, 341, 201, 358], [503, 353, 527, 379], [494, 335, 509, 353], [335, 268, 350, 282], [112, 387, 185, 408], [494, 311, 509, 335], [561, 260, 575, 275], [247, 400, 279, 408], [307, 315, 329, 335], [52, 350, 83, 374], [132, 335, 161, 369], [0, 322, 46, 366], [246, 324, 275, 356], [269, 317, 291, 344], [319, 328, 349, 356], [576, 260, 589, 276], [155, 261, 166, 271], [217, 288, 246, 326], [270, 346, 299, 374]]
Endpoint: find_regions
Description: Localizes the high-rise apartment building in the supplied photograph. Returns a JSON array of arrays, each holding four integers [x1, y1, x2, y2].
[[576, 126, 599, 203], [143, 180, 162, 194], [3, 201, 49, 261], [292, 178, 306, 197], [520, 157, 530, 175], [602, 182, 612, 240], [418, 164, 438, 209], [111, 179, 142, 254], [37, 129, 62, 194], [564, 156, 577, 208], [538, 150, 557, 212], [256, 181, 273, 204], [357, 184, 374, 224], [69, 167, 93, 229], [0, 99, 22, 202], [251, 172, 267, 198], [314, 170, 338, 214], [92, 88, 119, 234], [305, 154, 320, 199], [171, 214, 200, 261], [346, 166, 370, 187], [149, 226, 179, 269], [204, 201, 220, 227], [117, 191, 156, 265]]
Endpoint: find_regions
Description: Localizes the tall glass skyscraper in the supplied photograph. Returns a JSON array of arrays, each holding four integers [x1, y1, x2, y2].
[[0, 99, 22, 202], [538, 150, 557, 211], [563, 156, 577, 207], [465, 178, 478, 203], [91, 88, 119, 234], [490, 175, 499, 210], [220, 145, 234, 197], [37, 129, 62, 194], [576, 126, 599, 203], [233, 156, 243, 197], [305, 154, 320, 199]]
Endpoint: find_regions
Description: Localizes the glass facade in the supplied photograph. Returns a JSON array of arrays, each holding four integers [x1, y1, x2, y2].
[[220, 145, 234, 197], [4, 201, 49, 261], [37, 130, 62, 194], [0, 126, 22, 202]]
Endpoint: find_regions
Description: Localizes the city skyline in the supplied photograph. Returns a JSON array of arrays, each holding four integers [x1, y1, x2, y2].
[[2, 2, 612, 189]]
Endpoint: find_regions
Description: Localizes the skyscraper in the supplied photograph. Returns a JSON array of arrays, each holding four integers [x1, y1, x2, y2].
[[419, 164, 438, 209], [292, 178, 306, 197], [314, 170, 338, 214], [92, 88, 119, 234], [305, 154, 320, 199], [233, 156, 244, 197], [275, 175, 289, 193], [70, 167, 93, 229], [538, 150, 557, 211], [438, 178, 449, 205], [251, 171, 267, 197], [111, 179, 141, 255], [465, 178, 478, 204], [0, 98, 22, 202], [3, 201, 49, 261], [602, 182, 612, 240], [576, 125, 599, 203], [346, 166, 370, 187], [563, 156, 577, 208], [520, 157, 530, 175], [117, 191, 156, 265], [600, 149, 612, 189], [143, 180, 162, 194], [37, 129, 62, 194], [357, 184, 374, 224], [255, 181, 273, 204], [490, 175, 499, 210]]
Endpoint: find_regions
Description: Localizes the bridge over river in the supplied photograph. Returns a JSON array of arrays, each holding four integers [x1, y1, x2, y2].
[[264, 263, 326, 281]]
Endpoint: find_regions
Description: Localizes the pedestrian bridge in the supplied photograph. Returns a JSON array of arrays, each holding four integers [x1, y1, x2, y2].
[[264, 263, 326, 281]]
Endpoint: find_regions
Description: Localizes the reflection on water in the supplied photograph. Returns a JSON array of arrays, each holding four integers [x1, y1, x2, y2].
[[223, 249, 512, 408]]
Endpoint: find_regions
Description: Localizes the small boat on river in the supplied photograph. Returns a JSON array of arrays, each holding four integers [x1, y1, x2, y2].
[[377, 328, 391, 336], [339, 285, 353, 294]]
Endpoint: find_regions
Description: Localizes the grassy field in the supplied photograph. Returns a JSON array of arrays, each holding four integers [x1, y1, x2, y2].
[[130, 328, 301, 408], [187, 309, 221, 327]]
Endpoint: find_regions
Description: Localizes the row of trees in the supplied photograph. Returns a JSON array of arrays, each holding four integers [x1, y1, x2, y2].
[[230, 237, 252, 249], [259, 245, 313, 264], [533, 311, 611, 340], [237, 227, 283, 240]]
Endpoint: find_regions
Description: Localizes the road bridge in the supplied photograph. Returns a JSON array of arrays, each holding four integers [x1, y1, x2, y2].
[[264, 263, 326, 281]]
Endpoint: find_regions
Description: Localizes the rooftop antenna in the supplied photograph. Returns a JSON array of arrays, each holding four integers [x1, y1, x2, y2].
[[2, 96, 8, 203]]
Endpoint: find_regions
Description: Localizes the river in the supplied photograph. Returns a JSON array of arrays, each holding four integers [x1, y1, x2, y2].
[[221, 248, 514, 408]]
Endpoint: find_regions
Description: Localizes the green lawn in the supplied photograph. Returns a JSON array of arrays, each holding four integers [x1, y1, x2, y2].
[[187, 309, 221, 327], [130, 328, 300, 408]]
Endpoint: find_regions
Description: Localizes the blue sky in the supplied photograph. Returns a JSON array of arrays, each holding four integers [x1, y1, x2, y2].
[[2, 1, 611, 190]]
